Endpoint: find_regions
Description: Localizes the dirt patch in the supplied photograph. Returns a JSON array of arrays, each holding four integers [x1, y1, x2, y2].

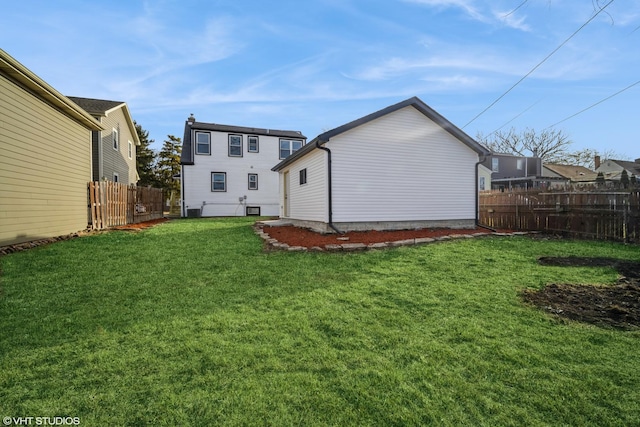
[[112, 218, 170, 231], [522, 257, 640, 329], [261, 225, 498, 248]]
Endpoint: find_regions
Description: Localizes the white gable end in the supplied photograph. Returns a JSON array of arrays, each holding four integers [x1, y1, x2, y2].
[[328, 106, 478, 223]]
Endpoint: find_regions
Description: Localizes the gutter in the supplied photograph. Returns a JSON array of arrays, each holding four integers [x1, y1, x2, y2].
[[315, 141, 342, 234]]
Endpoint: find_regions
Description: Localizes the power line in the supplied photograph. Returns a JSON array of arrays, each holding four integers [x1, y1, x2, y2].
[[462, 0, 615, 129], [545, 79, 640, 129], [487, 98, 543, 136], [502, 0, 529, 19]]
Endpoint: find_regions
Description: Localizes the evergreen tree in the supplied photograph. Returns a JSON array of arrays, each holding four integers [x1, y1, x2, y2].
[[631, 175, 638, 188], [156, 135, 182, 202], [620, 169, 630, 189], [134, 121, 158, 187], [595, 172, 605, 186]]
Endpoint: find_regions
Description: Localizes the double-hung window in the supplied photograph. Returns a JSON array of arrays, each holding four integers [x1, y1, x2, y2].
[[112, 128, 119, 150], [248, 173, 258, 190], [195, 132, 210, 155], [279, 139, 303, 159], [491, 158, 499, 172], [211, 172, 226, 192], [229, 135, 243, 157], [248, 135, 259, 153], [128, 140, 133, 159]]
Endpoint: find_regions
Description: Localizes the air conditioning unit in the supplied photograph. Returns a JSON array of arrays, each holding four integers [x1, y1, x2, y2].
[[186, 208, 201, 218]]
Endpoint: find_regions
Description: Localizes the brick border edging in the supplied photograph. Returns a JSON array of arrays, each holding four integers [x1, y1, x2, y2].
[[253, 224, 532, 252]]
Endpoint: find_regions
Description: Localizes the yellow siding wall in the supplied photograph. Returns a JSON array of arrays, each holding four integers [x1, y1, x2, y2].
[[99, 108, 137, 185], [0, 76, 92, 245]]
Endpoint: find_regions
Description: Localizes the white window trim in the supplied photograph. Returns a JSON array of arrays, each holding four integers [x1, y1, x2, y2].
[[128, 140, 133, 159], [211, 172, 227, 192], [195, 132, 211, 155], [228, 134, 243, 157], [248, 173, 258, 190], [248, 135, 259, 153], [279, 139, 304, 159], [113, 128, 119, 151]]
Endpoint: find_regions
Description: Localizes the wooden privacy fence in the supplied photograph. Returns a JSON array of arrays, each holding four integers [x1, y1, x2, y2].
[[479, 189, 640, 243], [88, 181, 164, 230]]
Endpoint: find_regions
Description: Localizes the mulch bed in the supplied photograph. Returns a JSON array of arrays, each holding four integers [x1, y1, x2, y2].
[[262, 225, 496, 248], [112, 218, 170, 231], [522, 257, 640, 329]]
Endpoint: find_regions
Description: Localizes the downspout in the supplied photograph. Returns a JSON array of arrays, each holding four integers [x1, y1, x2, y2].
[[181, 165, 186, 217], [315, 141, 342, 234]]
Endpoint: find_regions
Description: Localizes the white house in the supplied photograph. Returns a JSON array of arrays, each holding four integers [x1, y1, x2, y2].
[[271, 97, 491, 233], [180, 115, 306, 217]]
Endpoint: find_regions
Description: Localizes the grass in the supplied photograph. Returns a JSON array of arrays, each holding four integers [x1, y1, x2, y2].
[[1, 217, 639, 426]]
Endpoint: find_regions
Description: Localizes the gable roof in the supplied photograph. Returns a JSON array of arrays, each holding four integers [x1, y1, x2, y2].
[[68, 96, 141, 146], [180, 120, 306, 165], [0, 49, 103, 131], [608, 159, 640, 176], [272, 96, 490, 171], [543, 163, 597, 181], [67, 97, 124, 116]]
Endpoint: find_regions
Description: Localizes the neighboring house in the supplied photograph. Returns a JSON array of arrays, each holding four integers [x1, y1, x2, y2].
[[0, 49, 103, 246], [68, 97, 140, 185], [481, 153, 548, 190], [542, 163, 597, 186], [595, 158, 640, 181], [180, 115, 306, 217], [271, 96, 491, 233], [478, 164, 492, 191]]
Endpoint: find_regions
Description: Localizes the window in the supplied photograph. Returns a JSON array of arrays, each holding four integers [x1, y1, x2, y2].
[[491, 158, 499, 172], [211, 172, 226, 192], [112, 128, 119, 150], [248, 135, 259, 153], [246, 206, 261, 216], [280, 139, 303, 159], [299, 168, 307, 185], [195, 132, 210, 155], [248, 173, 258, 190], [128, 140, 133, 159], [517, 158, 524, 170], [228, 135, 243, 157], [479, 176, 486, 191], [113, 172, 119, 183]]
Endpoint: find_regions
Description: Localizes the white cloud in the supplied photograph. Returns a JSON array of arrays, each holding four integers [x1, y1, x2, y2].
[[494, 10, 531, 31], [402, 0, 485, 21]]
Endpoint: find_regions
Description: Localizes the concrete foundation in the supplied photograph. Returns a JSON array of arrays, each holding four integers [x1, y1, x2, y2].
[[282, 218, 476, 234]]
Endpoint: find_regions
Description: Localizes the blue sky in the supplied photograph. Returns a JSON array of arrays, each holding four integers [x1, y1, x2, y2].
[[1, 0, 638, 160]]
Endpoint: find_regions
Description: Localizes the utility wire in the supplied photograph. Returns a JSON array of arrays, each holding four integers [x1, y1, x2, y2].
[[545, 78, 640, 129], [487, 98, 543, 136], [462, 0, 615, 129], [502, 0, 529, 19]]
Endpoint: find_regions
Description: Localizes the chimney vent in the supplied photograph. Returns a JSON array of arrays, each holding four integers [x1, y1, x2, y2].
[[187, 113, 196, 124]]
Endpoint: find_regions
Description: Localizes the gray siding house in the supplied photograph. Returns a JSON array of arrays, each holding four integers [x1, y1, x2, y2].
[[68, 97, 140, 185], [481, 153, 544, 190]]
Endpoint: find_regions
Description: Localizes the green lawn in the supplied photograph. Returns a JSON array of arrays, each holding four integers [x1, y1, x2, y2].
[[1, 217, 639, 426]]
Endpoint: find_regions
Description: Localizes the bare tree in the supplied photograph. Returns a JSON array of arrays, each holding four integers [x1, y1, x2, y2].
[[476, 127, 573, 163], [565, 148, 629, 169]]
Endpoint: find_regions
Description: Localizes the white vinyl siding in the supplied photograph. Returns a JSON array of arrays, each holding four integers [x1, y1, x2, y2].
[[284, 149, 327, 222], [328, 106, 478, 223], [184, 130, 298, 217], [0, 75, 93, 246]]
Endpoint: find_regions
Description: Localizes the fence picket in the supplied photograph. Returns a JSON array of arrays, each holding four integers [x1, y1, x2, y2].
[[87, 182, 164, 230], [479, 189, 640, 243]]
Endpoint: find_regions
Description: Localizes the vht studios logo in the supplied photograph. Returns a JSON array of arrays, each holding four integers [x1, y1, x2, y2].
[[3, 417, 80, 426]]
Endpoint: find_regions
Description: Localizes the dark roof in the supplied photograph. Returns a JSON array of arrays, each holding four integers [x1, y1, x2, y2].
[[67, 96, 125, 116], [610, 159, 640, 175], [272, 96, 490, 171], [181, 121, 306, 165]]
